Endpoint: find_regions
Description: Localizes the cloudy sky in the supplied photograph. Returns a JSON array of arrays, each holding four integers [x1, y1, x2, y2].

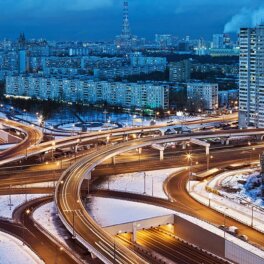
[[0, 0, 264, 41]]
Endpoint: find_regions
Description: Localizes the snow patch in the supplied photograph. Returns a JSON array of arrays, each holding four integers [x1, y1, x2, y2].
[[0, 231, 44, 264], [0, 194, 45, 219], [87, 197, 175, 227], [96, 168, 185, 199]]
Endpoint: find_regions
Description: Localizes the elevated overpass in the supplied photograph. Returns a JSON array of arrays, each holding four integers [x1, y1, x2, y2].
[[2, 125, 264, 166], [0, 118, 43, 160], [54, 129, 264, 263]]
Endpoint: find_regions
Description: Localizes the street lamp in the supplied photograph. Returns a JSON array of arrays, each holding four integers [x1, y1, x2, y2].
[[249, 147, 255, 164], [71, 210, 77, 240], [143, 172, 146, 195], [208, 193, 213, 208], [186, 153, 193, 192], [72, 124, 75, 136], [207, 155, 213, 170], [23, 109, 27, 122], [155, 112, 160, 120], [8, 185, 13, 209], [52, 141, 56, 162], [223, 208, 228, 239], [251, 205, 256, 227], [22, 208, 31, 245], [167, 110, 171, 120]]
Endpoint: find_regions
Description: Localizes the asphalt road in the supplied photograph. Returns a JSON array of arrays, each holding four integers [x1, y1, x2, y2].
[[55, 133, 264, 263], [0, 118, 43, 160], [2, 114, 264, 263]]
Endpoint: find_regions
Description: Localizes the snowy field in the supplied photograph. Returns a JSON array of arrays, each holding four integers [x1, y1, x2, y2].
[[0, 194, 45, 219], [0, 231, 44, 264], [96, 168, 185, 199]]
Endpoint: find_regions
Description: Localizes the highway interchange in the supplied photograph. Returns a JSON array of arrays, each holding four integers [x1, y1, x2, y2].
[[0, 113, 264, 264]]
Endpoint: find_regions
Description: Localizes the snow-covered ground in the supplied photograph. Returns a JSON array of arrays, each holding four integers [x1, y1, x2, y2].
[[87, 197, 175, 227], [33, 202, 88, 264], [0, 143, 17, 150], [189, 180, 264, 233], [58, 122, 119, 132], [0, 231, 44, 264], [208, 168, 263, 207], [95, 168, 185, 199], [0, 194, 45, 219], [33, 202, 70, 245]]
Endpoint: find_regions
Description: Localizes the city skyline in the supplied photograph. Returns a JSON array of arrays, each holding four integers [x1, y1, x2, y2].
[[0, 0, 264, 41], [0, 1, 264, 264]]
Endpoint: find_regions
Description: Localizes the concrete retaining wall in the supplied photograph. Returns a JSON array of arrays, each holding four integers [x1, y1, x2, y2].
[[174, 215, 225, 258], [104, 215, 174, 235], [225, 240, 264, 264]]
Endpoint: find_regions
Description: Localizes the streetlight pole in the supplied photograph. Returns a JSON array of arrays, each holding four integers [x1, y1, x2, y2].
[[23, 209, 31, 245], [224, 208, 228, 239], [248, 141, 251, 163], [8, 185, 13, 209], [250, 147, 255, 165], [251, 205, 255, 227], [186, 153, 193, 192], [52, 141, 56, 162], [87, 179, 90, 199], [72, 211, 76, 239], [208, 193, 213, 208], [152, 177, 154, 197], [113, 236, 116, 264], [143, 172, 146, 195]]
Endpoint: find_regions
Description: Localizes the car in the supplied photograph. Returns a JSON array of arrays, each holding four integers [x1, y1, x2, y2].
[[219, 225, 228, 231], [227, 226, 239, 235], [239, 235, 248, 242]]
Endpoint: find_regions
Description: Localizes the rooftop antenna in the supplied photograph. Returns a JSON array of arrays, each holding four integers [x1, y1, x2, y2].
[[122, 0, 131, 38]]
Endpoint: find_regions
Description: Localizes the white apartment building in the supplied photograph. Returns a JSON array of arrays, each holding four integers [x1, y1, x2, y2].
[[187, 83, 218, 111], [239, 25, 264, 128], [6, 75, 169, 110]]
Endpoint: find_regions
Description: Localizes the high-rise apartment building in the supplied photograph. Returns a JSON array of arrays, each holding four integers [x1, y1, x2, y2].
[[260, 152, 264, 200], [19, 50, 27, 74], [239, 25, 264, 128], [169, 60, 191, 83]]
